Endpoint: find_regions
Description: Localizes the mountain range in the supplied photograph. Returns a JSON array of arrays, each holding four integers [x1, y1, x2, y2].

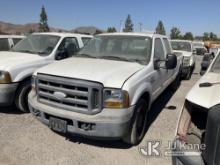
[[0, 21, 103, 35]]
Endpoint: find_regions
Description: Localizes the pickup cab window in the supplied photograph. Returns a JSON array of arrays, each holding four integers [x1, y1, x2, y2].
[[0, 38, 9, 51], [154, 38, 165, 60], [12, 38, 23, 45], [81, 37, 92, 45], [58, 37, 79, 56], [163, 38, 172, 54], [171, 41, 192, 52], [78, 36, 152, 64], [12, 35, 60, 55]]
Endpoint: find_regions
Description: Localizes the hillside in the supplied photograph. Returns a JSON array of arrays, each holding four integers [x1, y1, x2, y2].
[[0, 21, 103, 35]]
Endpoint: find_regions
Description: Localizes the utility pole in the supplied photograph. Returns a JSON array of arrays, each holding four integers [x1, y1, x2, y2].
[[139, 23, 142, 32], [120, 20, 124, 32]]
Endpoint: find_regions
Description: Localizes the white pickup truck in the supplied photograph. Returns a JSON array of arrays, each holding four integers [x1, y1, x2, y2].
[[171, 40, 195, 80], [0, 32, 93, 112], [172, 52, 220, 165], [29, 32, 183, 145]]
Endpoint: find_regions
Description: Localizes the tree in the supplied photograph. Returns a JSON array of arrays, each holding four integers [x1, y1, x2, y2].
[[155, 20, 166, 35], [183, 32, 194, 40], [203, 32, 210, 41], [107, 27, 117, 33], [123, 15, 134, 32], [210, 32, 218, 41], [170, 27, 182, 39], [39, 5, 49, 32]]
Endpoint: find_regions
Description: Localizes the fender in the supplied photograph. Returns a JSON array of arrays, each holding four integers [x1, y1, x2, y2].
[[130, 82, 153, 108], [14, 67, 40, 82]]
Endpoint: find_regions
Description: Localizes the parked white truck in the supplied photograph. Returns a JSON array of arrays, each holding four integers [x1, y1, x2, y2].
[[0, 32, 93, 112], [172, 51, 220, 165], [171, 40, 195, 80], [29, 32, 183, 145]]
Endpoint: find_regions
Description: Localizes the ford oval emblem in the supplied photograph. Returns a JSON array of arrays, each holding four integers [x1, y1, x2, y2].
[[53, 91, 67, 99]]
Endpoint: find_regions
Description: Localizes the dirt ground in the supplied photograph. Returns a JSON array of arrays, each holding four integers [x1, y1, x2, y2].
[[0, 56, 203, 165]]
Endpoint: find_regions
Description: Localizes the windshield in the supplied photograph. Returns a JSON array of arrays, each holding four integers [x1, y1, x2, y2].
[[211, 54, 220, 73], [193, 43, 203, 48], [171, 41, 192, 52], [12, 35, 60, 55], [77, 35, 152, 64]]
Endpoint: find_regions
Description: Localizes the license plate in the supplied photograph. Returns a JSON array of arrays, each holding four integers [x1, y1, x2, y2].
[[49, 117, 67, 133]]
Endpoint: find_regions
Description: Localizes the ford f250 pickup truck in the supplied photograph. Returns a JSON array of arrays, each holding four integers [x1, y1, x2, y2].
[[0, 32, 92, 112], [29, 32, 183, 145], [171, 40, 195, 80], [172, 52, 220, 165]]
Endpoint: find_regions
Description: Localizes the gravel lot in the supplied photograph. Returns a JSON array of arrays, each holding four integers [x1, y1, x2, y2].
[[0, 56, 203, 165]]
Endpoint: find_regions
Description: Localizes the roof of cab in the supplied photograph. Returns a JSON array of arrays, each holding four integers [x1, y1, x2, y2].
[[32, 32, 93, 38], [171, 39, 192, 43], [0, 35, 25, 38], [97, 32, 168, 38]]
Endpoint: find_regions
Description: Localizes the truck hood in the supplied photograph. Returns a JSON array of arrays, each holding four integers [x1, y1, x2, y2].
[[36, 57, 145, 88], [186, 72, 220, 109], [173, 50, 192, 57], [0, 51, 44, 71]]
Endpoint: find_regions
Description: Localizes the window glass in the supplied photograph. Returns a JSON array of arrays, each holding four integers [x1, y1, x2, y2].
[[58, 37, 79, 56], [78, 36, 152, 65], [211, 53, 220, 73], [171, 41, 192, 52], [0, 38, 9, 51], [163, 38, 172, 54], [81, 37, 91, 45], [12, 38, 23, 45], [154, 38, 165, 60]]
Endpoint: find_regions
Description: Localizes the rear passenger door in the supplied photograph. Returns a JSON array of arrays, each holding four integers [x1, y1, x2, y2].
[[152, 38, 167, 98], [163, 38, 174, 84]]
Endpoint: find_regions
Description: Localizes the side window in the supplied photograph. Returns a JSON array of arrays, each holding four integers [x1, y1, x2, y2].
[[163, 38, 172, 54], [12, 38, 23, 46], [58, 37, 79, 57], [0, 38, 9, 51], [154, 38, 165, 60], [81, 37, 91, 45]]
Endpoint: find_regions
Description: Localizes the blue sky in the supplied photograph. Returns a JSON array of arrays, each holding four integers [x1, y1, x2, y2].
[[0, 0, 219, 36]]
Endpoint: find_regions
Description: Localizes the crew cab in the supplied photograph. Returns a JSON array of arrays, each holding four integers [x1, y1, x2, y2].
[[171, 40, 195, 80], [0, 32, 93, 112], [0, 35, 25, 51], [29, 33, 182, 145], [172, 52, 220, 165]]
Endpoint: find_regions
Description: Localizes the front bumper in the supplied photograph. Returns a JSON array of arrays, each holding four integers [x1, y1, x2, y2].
[[0, 83, 18, 106], [28, 91, 134, 139]]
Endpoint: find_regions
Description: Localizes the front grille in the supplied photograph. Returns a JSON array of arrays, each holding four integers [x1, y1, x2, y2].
[[36, 74, 103, 114]]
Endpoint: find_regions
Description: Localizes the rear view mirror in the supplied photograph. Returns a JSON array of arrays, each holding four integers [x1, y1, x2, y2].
[[200, 54, 212, 76], [166, 54, 177, 69]]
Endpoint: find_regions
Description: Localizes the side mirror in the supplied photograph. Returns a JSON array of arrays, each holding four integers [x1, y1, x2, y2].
[[193, 49, 197, 54], [55, 49, 67, 60], [166, 54, 177, 69]]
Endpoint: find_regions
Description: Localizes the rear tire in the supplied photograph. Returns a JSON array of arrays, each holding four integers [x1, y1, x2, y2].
[[15, 80, 31, 113], [123, 98, 148, 145]]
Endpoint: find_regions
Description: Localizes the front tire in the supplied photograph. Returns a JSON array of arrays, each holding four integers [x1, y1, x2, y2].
[[123, 98, 148, 145], [15, 80, 31, 112]]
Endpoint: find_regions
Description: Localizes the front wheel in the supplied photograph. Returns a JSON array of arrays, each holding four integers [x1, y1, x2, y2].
[[15, 80, 31, 112], [123, 98, 148, 145]]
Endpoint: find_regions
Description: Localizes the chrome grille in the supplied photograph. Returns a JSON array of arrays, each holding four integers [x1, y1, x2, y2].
[[36, 74, 103, 114]]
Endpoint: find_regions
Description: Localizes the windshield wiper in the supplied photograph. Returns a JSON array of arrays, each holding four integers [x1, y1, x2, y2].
[[199, 82, 220, 88], [98, 56, 130, 61], [76, 54, 96, 58], [17, 50, 38, 54]]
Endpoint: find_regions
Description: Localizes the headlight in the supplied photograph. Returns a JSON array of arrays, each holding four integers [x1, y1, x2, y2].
[[0, 71, 12, 84], [103, 89, 129, 108], [31, 75, 37, 91], [183, 56, 191, 66]]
